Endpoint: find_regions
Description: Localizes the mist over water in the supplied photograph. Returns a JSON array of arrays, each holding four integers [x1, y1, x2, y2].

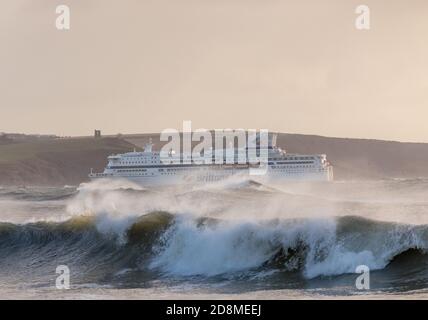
[[1, 178, 428, 299]]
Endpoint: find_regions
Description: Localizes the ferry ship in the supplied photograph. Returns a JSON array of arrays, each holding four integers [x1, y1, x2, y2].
[[89, 134, 333, 186]]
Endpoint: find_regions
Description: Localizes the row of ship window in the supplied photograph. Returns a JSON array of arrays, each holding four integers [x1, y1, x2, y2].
[[117, 156, 316, 165], [117, 164, 318, 173], [116, 160, 316, 167], [271, 165, 315, 169], [273, 157, 315, 160], [119, 161, 156, 164]]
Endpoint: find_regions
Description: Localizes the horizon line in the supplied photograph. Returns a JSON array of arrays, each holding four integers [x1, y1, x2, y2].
[[3, 130, 428, 145]]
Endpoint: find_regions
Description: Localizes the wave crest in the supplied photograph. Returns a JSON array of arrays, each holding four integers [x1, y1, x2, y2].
[[1, 212, 428, 280]]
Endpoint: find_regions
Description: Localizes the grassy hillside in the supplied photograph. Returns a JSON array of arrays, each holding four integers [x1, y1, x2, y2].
[[0, 137, 134, 186]]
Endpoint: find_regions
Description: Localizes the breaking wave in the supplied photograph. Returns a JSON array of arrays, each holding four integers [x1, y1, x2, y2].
[[1, 211, 428, 282]]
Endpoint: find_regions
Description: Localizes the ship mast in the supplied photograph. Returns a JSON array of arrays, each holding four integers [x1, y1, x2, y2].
[[144, 138, 154, 152]]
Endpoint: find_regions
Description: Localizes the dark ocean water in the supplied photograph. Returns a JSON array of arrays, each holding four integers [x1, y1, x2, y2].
[[1, 178, 428, 299]]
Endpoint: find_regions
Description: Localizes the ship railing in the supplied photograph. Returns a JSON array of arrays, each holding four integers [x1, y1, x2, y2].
[[89, 172, 113, 178]]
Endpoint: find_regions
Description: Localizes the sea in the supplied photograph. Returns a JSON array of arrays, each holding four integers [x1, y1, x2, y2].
[[1, 177, 428, 299]]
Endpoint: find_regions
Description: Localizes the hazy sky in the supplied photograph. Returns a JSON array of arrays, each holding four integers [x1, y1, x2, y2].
[[1, 0, 428, 141]]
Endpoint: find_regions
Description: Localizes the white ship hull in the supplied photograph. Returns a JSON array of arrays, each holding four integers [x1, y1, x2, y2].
[[90, 165, 333, 187]]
